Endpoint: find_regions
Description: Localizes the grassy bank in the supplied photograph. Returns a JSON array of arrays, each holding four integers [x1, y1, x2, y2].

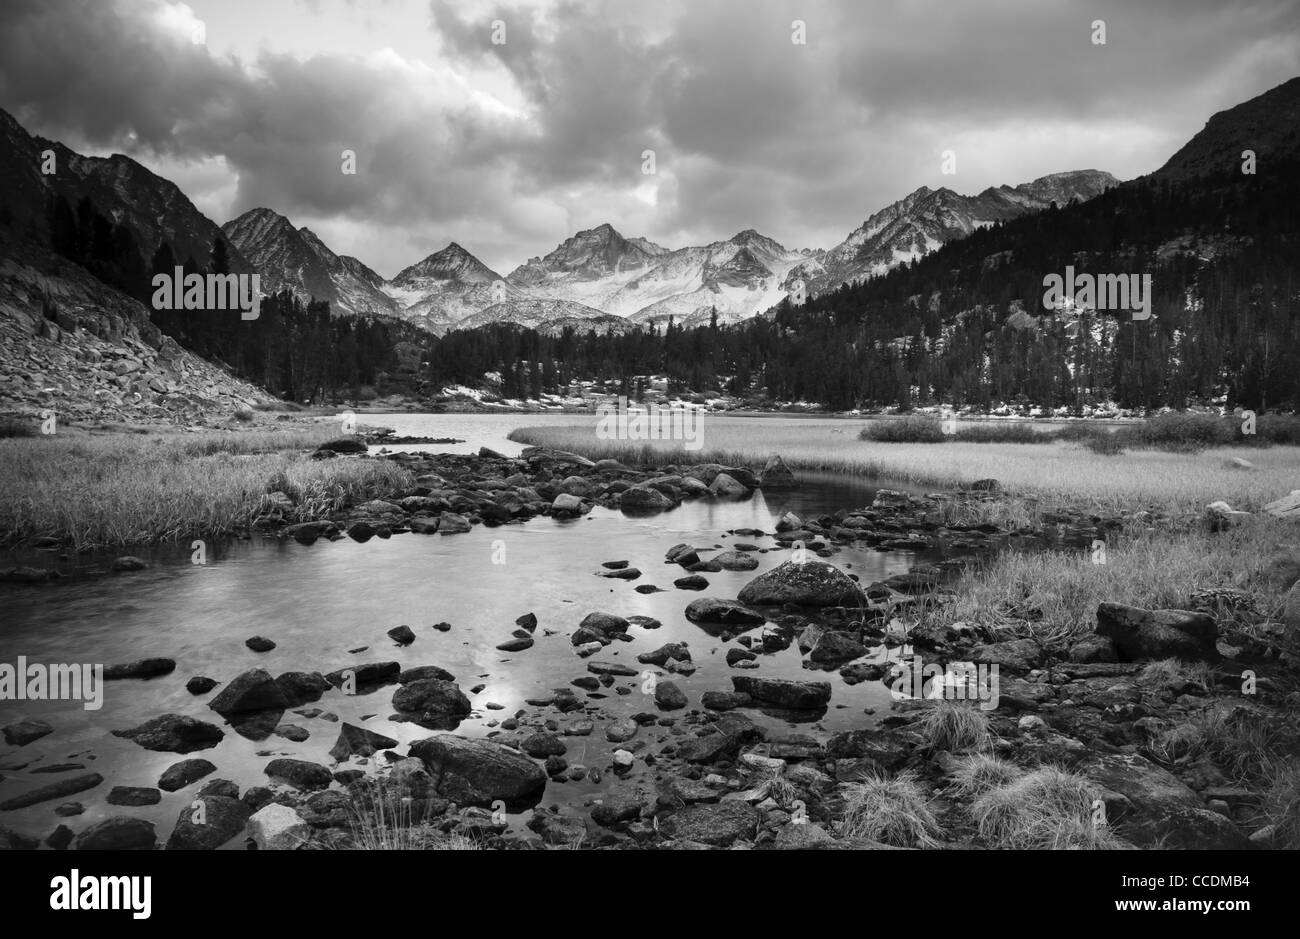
[[0, 428, 412, 550], [507, 423, 1299, 515], [859, 411, 1300, 451], [937, 519, 1286, 639]]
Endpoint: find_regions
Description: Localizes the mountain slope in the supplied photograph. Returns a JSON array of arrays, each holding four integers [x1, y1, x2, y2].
[[221, 208, 398, 318], [0, 107, 251, 273], [1153, 76, 1300, 183], [805, 169, 1118, 294], [454, 297, 631, 335], [384, 242, 510, 334]]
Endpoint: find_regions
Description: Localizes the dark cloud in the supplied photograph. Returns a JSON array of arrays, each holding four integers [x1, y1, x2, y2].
[[0, 0, 1296, 275]]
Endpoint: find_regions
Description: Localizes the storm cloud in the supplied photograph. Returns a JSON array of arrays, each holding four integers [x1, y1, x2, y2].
[[1, 0, 1296, 276]]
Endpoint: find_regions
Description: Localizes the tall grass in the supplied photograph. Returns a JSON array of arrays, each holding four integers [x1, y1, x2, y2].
[[0, 429, 413, 549], [934, 519, 1282, 639], [346, 777, 479, 851], [509, 423, 1300, 514], [860, 411, 1300, 452]]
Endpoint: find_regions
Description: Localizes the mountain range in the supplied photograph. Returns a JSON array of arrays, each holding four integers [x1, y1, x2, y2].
[[1, 76, 1296, 418], [0, 102, 1117, 336], [220, 170, 1115, 333]]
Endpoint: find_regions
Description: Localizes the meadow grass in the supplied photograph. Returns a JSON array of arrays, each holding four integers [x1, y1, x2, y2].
[[0, 427, 413, 549], [933, 518, 1288, 639], [508, 423, 1300, 515]]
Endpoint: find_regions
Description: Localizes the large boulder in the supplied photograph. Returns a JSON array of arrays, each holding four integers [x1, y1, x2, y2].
[[737, 560, 865, 607], [408, 735, 547, 809], [1095, 603, 1218, 661], [731, 676, 831, 710], [165, 795, 252, 850], [391, 679, 471, 727], [620, 486, 673, 512], [208, 669, 290, 716], [1076, 751, 1251, 849], [709, 473, 749, 498]]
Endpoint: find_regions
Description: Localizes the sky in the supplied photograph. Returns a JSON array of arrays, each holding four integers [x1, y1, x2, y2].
[[1, 0, 1298, 278]]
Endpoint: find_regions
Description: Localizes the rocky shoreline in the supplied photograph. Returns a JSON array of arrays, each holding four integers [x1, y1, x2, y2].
[[1, 444, 1297, 851]]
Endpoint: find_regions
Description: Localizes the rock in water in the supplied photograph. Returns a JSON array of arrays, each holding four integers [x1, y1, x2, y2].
[[684, 598, 765, 625], [408, 734, 547, 808], [655, 680, 688, 710], [759, 455, 798, 489], [208, 669, 290, 716], [391, 679, 471, 726], [2, 719, 53, 746], [165, 796, 251, 850], [709, 473, 749, 498], [731, 676, 831, 710], [737, 560, 865, 607], [158, 758, 217, 792], [112, 714, 224, 753], [0, 773, 104, 810], [263, 759, 332, 791], [73, 817, 157, 851], [247, 803, 310, 850]]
